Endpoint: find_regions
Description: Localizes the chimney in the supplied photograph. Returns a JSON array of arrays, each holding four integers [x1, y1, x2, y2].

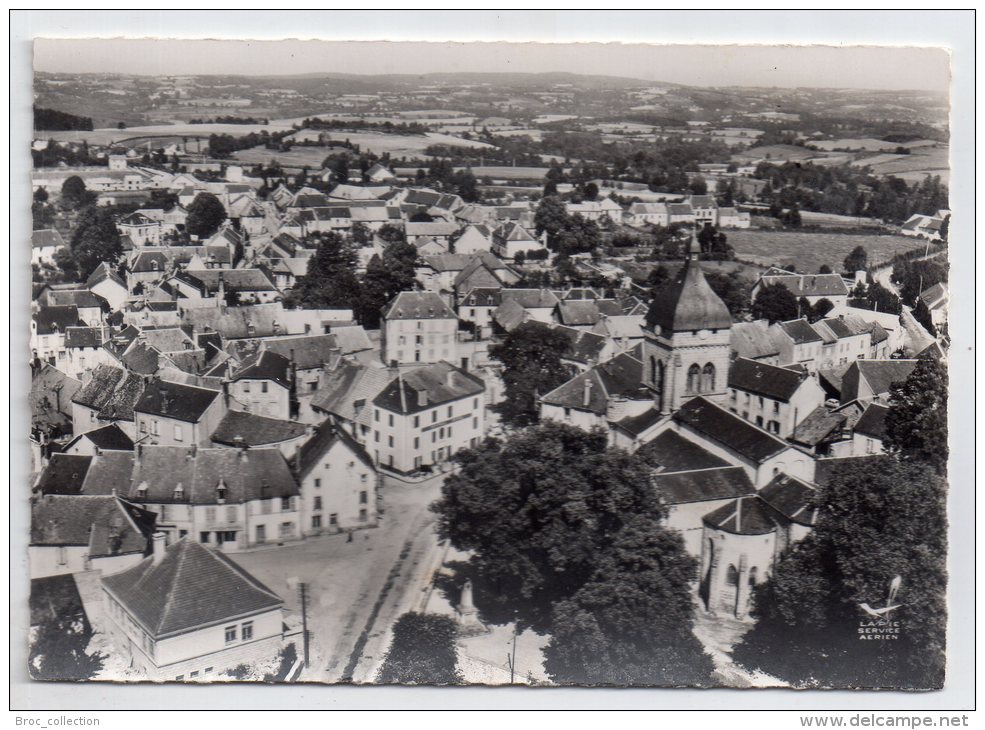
[[583, 378, 593, 408], [854, 270, 866, 286], [294, 443, 302, 475], [151, 532, 167, 566], [159, 388, 169, 415], [417, 388, 428, 408], [94, 446, 102, 458], [389, 359, 398, 370]]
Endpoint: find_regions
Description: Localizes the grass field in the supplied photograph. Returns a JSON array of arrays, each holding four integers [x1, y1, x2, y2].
[[851, 146, 950, 185], [726, 229, 927, 273], [40, 122, 295, 146], [233, 131, 494, 165]]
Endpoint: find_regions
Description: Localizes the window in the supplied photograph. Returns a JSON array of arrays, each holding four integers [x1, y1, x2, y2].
[[152, 420, 159, 435], [725, 564, 740, 587], [314, 478, 321, 488], [360, 474, 368, 483], [447, 406, 453, 418], [279, 522, 295, 537], [472, 417, 478, 429], [329, 513, 338, 526], [387, 435, 394, 448], [686, 364, 701, 394], [374, 431, 380, 443], [243, 382, 251, 394], [190, 671, 199, 678], [413, 437, 419, 449], [173, 425, 183, 442], [176, 675, 184, 681], [56, 547, 67, 566], [205, 507, 216, 524], [755, 415, 764, 428], [140, 420, 147, 434], [242, 622, 253, 641], [432, 411, 437, 423], [359, 508, 368, 522], [701, 363, 716, 393], [261, 382, 268, 393], [374, 409, 379, 422], [313, 497, 322, 511], [473, 398, 478, 409], [205, 668, 213, 674], [413, 415, 420, 428], [431, 432, 437, 444], [262, 499, 272, 515], [226, 505, 236, 523], [312, 515, 322, 529], [773, 401, 780, 414], [225, 626, 237, 644], [309, 382, 318, 392], [388, 414, 394, 427], [200, 532, 210, 543], [281, 497, 291, 512], [359, 491, 368, 504], [757, 396, 764, 409]]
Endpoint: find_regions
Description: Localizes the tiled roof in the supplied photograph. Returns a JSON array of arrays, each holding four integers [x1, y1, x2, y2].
[[853, 402, 890, 440], [499, 288, 560, 309], [71, 424, 134, 451], [382, 291, 457, 321], [652, 466, 754, 505], [730, 320, 780, 360], [919, 282, 948, 309], [674, 397, 792, 463], [646, 260, 732, 333], [311, 360, 392, 424], [30, 365, 81, 432], [102, 538, 282, 638], [31, 495, 156, 556], [35, 454, 94, 496], [80, 451, 135, 496], [776, 318, 824, 345], [790, 406, 847, 447], [556, 300, 602, 327], [406, 221, 461, 237], [703, 495, 784, 535], [130, 446, 299, 504], [298, 420, 374, 477], [541, 350, 648, 414], [374, 362, 484, 415], [72, 364, 125, 409], [852, 359, 918, 398], [758, 473, 818, 526], [552, 324, 608, 364], [759, 273, 849, 298], [121, 341, 161, 375], [34, 305, 82, 335], [232, 350, 292, 389], [32, 229, 65, 249], [134, 379, 220, 423], [85, 262, 127, 291], [211, 410, 308, 447], [727, 357, 807, 402], [635, 430, 730, 472]]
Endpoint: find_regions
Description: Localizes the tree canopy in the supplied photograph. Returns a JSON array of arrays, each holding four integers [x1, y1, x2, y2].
[[488, 322, 573, 426], [68, 206, 123, 279], [185, 192, 228, 239], [884, 355, 948, 475], [751, 282, 798, 324], [60, 176, 92, 210], [377, 613, 461, 685], [843, 245, 869, 274], [291, 232, 362, 310], [358, 239, 419, 328], [731, 457, 946, 689]]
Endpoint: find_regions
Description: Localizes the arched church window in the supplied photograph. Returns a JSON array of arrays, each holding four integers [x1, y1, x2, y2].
[[748, 567, 758, 586], [725, 564, 739, 586], [687, 364, 701, 393], [702, 363, 716, 393], [650, 357, 658, 387]]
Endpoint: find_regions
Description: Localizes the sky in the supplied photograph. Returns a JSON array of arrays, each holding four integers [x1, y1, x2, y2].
[[33, 38, 950, 92]]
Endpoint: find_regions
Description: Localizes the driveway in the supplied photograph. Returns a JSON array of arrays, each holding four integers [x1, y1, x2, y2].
[[230, 471, 447, 684]]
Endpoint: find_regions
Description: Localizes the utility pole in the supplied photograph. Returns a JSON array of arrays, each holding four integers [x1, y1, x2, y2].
[[506, 624, 518, 684], [299, 582, 310, 668]]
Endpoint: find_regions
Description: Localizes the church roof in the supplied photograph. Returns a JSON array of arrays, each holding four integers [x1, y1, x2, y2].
[[645, 257, 732, 334]]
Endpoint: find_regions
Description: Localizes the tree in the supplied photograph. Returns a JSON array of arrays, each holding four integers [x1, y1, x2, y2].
[[850, 281, 902, 316], [377, 613, 460, 685], [292, 232, 362, 309], [732, 458, 946, 689], [60, 176, 90, 210], [351, 222, 371, 246], [884, 355, 947, 474], [29, 589, 105, 680], [534, 195, 570, 246], [646, 264, 670, 289], [544, 517, 714, 686], [69, 206, 123, 279], [689, 176, 708, 195], [911, 296, 938, 338], [810, 297, 834, 322], [543, 179, 558, 197], [185, 193, 227, 239], [939, 215, 949, 242], [751, 282, 798, 324], [582, 181, 599, 201], [843, 245, 869, 274], [488, 322, 572, 427], [357, 239, 419, 328], [703, 270, 749, 319], [818, 264, 833, 274]]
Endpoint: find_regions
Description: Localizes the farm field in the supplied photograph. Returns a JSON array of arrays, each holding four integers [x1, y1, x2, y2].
[[731, 144, 836, 164], [39, 122, 295, 146], [851, 146, 950, 185], [234, 131, 495, 166], [812, 138, 938, 152], [726, 229, 927, 273]]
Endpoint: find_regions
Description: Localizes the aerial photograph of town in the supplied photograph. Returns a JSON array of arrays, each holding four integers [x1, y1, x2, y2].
[[24, 33, 952, 695]]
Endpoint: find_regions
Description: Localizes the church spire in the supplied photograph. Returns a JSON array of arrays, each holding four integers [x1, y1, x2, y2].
[[688, 226, 702, 262]]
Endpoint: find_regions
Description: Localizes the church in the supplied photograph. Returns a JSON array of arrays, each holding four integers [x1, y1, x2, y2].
[[539, 236, 826, 619]]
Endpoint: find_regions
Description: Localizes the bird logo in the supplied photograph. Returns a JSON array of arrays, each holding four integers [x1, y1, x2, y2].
[[858, 576, 903, 618]]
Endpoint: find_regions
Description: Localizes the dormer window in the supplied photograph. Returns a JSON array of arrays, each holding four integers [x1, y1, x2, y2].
[[173, 483, 184, 500], [216, 479, 227, 503], [137, 482, 148, 498]]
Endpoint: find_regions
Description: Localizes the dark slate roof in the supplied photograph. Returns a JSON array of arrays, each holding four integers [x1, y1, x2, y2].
[[541, 350, 649, 414], [674, 397, 792, 463], [853, 402, 890, 440], [31, 495, 155, 557], [645, 260, 732, 334], [31, 365, 81, 430], [382, 291, 457, 321], [71, 365, 125, 409], [211, 410, 308, 447], [71, 424, 134, 451], [32, 229, 65, 249], [777, 318, 824, 344], [122, 341, 162, 375], [759, 273, 849, 298], [596, 299, 624, 317], [232, 350, 292, 389], [652, 466, 755, 505], [31, 574, 87, 629], [35, 454, 94, 496], [298, 420, 374, 478], [86, 262, 126, 290], [854, 360, 918, 397], [612, 407, 665, 437], [64, 327, 105, 350], [130, 446, 299, 504], [813, 455, 891, 486], [635, 430, 730, 472], [758, 473, 818, 527], [919, 282, 948, 309], [551, 324, 608, 364], [500, 288, 560, 309], [374, 362, 484, 415], [703, 495, 784, 535], [47, 289, 104, 310], [80, 451, 136, 496], [133, 379, 220, 423], [727, 357, 806, 402], [34, 305, 82, 335], [229, 335, 344, 371], [102, 538, 282, 638]]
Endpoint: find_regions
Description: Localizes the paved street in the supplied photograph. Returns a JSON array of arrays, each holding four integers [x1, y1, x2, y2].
[[230, 471, 447, 683]]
